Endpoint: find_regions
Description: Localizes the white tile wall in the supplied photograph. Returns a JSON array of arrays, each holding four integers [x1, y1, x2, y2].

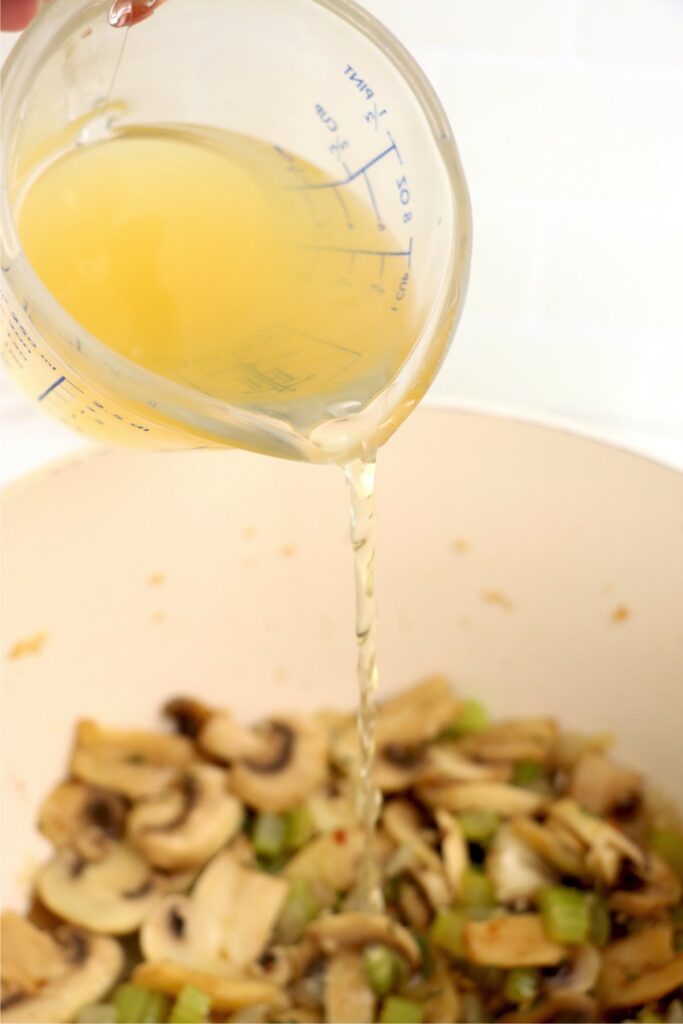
[[1, 1, 682, 481]]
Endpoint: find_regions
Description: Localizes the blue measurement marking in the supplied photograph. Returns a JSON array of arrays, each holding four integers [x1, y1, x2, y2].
[[37, 375, 66, 401], [361, 171, 385, 231], [386, 131, 403, 165], [304, 241, 412, 260], [290, 142, 398, 191]]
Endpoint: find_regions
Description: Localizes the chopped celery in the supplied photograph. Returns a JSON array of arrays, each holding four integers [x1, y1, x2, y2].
[[380, 995, 425, 1024], [274, 876, 318, 944], [284, 806, 314, 851], [113, 983, 170, 1023], [253, 812, 287, 859], [461, 867, 495, 909], [458, 811, 501, 846], [511, 760, 543, 787], [449, 699, 490, 737], [537, 886, 591, 945], [649, 828, 683, 881], [76, 1006, 117, 1024], [363, 944, 398, 996], [169, 984, 212, 1023], [460, 991, 487, 1023], [504, 967, 540, 1005], [429, 908, 467, 958], [588, 893, 611, 947]]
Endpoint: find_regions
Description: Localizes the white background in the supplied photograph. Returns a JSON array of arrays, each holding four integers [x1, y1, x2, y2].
[[2, 0, 682, 482]]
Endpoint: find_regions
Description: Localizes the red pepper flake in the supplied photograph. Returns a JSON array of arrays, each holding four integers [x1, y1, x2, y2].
[[333, 829, 347, 845]]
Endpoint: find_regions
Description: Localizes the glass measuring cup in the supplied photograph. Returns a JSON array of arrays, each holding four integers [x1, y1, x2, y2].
[[1, 0, 471, 462]]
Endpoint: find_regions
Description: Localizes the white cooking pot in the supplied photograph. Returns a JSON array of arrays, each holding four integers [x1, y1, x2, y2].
[[2, 409, 682, 903]]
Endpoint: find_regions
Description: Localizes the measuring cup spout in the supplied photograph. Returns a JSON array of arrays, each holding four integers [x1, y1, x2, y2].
[[108, 0, 165, 29]]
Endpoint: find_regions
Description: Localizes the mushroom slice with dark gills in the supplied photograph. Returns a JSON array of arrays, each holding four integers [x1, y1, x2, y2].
[[1, 911, 123, 1024], [200, 714, 328, 813], [37, 841, 161, 934], [127, 763, 242, 871], [70, 720, 194, 799], [38, 780, 128, 861], [333, 676, 461, 792], [141, 850, 288, 970]]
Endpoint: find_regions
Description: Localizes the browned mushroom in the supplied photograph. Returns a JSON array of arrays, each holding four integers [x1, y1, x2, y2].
[[463, 914, 567, 967], [608, 850, 681, 916], [598, 922, 678, 1009], [569, 750, 641, 817], [419, 782, 544, 818], [306, 913, 421, 967], [456, 718, 557, 764]]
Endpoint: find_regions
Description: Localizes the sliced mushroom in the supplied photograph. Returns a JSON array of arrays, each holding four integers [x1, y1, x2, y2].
[[501, 992, 599, 1023], [375, 676, 461, 748], [600, 953, 683, 1010], [608, 851, 681, 916], [163, 696, 213, 738], [306, 912, 421, 968], [38, 781, 128, 861], [435, 810, 469, 897], [333, 677, 460, 792], [201, 714, 328, 813], [410, 865, 452, 911], [456, 718, 557, 764], [141, 850, 288, 970], [127, 763, 242, 870], [397, 877, 431, 930], [133, 960, 285, 1012], [598, 922, 675, 1009], [546, 943, 601, 995], [285, 829, 365, 897], [549, 798, 644, 885], [569, 750, 641, 817], [307, 790, 357, 834], [37, 842, 160, 934], [70, 720, 194, 798], [510, 816, 587, 880], [252, 941, 319, 989], [418, 782, 544, 818], [463, 914, 567, 967], [486, 824, 555, 905], [324, 951, 375, 1024], [419, 744, 510, 785], [1, 911, 123, 1024], [382, 800, 442, 873]]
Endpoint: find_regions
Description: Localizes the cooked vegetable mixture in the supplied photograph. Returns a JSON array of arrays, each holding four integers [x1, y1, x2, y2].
[[2, 677, 683, 1023]]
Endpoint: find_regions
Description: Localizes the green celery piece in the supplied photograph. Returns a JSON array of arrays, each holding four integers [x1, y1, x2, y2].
[[537, 886, 591, 945], [168, 984, 212, 1023], [380, 996, 425, 1024]]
